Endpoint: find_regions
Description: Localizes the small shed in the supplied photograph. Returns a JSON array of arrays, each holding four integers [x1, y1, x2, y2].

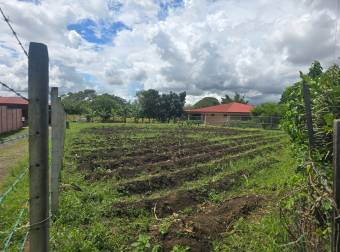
[[0, 97, 28, 121], [186, 102, 255, 126]]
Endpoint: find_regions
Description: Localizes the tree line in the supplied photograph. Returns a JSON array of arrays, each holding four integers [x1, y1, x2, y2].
[[61, 89, 186, 122], [188, 92, 249, 109]]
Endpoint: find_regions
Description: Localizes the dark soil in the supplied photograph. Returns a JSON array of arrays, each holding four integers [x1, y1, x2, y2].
[[158, 194, 262, 251], [113, 144, 280, 195], [109, 170, 245, 218], [108, 157, 277, 218]]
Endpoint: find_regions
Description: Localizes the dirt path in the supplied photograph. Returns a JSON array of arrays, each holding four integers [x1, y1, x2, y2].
[[0, 140, 28, 185]]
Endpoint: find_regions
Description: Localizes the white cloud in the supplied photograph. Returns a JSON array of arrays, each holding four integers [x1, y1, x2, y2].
[[0, 0, 338, 104]]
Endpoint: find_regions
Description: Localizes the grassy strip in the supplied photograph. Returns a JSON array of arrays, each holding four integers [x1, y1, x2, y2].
[[212, 147, 300, 251], [0, 128, 28, 142], [0, 157, 29, 251]]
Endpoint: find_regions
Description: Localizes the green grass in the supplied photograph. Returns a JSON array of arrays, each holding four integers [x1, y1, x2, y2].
[[213, 147, 300, 252], [0, 156, 29, 251], [0, 127, 28, 142]]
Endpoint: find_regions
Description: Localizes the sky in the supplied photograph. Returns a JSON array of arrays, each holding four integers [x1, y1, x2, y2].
[[0, 0, 338, 105]]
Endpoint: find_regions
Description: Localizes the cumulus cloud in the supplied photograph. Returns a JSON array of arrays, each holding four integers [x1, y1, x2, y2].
[[0, 0, 339, 104]]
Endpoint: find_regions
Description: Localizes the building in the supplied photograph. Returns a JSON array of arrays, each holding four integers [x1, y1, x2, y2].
[[0, 97, 28, 121], [186, 102, 255, 126]]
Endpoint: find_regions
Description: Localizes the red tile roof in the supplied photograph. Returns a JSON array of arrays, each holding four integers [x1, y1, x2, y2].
[[0, 97, 28, 105], [186, 102, 254, 113]]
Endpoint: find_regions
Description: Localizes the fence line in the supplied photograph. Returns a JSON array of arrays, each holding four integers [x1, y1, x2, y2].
[[187, 115, 282, 129], [0, 7, 68, 251], [299, 81, 340, 251], [0, 43, 66, 251]]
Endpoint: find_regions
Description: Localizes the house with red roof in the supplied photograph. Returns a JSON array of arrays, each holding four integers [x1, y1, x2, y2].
[[0, 97, 28, 120], [186, 102, 255, 126]]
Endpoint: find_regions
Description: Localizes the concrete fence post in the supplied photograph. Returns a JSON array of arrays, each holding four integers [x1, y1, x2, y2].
[[51, 87, 64, 215], [28, 42, 49, 252]]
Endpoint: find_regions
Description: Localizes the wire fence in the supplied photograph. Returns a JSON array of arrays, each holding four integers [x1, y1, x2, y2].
[[3, 206, 28, 251], [0, 7, 66, 251], [0, 5, 30, 251], [187, 114, 282, 129], [0, 6, 67, 250]]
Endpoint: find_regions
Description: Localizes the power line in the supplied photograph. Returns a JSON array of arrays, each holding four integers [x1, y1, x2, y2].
[[0, 80, 28, 101], [0, 7, 28, 57]]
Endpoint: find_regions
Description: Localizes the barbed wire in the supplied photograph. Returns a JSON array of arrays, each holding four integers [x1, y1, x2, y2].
[[0, 7, 28, 57], [3, 206, 27, 251], [0, 81, 28, 101], [0, 168, 28, 205], [19, 230, 29, 252]]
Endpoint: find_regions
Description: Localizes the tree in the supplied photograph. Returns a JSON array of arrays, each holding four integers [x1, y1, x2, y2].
[[129, 101, 143, 122], [308, 60, 323, 79], [221, 92, 248, 104], [137, 89, 160, 120], [115, 102, 131, 123], [221, 94, 233, 104], [252, 102, 285, 118], [91, 94, 124, 121], [136, 90, 186, 122], [281, 62, 340, 164], [157, 91, 186, 122], [61, 89, 96, 115], [252, 102, 285, 128], [194, 97, 219, 108], [233, 92, 248, 104]]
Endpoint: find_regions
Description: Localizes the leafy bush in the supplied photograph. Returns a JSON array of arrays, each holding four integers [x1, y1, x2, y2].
[[281, 64, 340, 165], [279, 61, 340, 250]]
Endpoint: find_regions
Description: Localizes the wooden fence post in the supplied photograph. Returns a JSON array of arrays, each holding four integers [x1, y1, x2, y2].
[[28, 42, 49, 252], [51, 87, 64, 215], [302, 80, 315, 151], [333, 119, 340, 252]]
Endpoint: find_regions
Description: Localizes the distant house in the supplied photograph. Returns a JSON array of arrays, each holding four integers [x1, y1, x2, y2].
[[186, 102, 255, 126], [0, 97, 28, 121]]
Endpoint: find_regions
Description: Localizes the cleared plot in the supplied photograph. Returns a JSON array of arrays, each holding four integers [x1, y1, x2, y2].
[[61, 124, 287, 251]]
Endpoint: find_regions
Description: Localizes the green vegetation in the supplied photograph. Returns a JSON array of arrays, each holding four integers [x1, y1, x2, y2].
[[221, 92, 248, 104], [136, 89, 186, 122], [37, 123, 296, 251], [193, 97, 220, 108], [62, 89, 186, 123], [278, 60, 340, 251], [0, 156, 29, 251]]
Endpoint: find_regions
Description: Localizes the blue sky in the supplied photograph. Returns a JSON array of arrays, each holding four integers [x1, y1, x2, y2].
[[0, 0, 338, 104], [67, 19, 131, 45]]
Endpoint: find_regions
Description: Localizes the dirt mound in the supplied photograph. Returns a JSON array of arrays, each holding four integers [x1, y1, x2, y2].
[[159, 194, 262, 251], [109, 171, 245, 218]]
